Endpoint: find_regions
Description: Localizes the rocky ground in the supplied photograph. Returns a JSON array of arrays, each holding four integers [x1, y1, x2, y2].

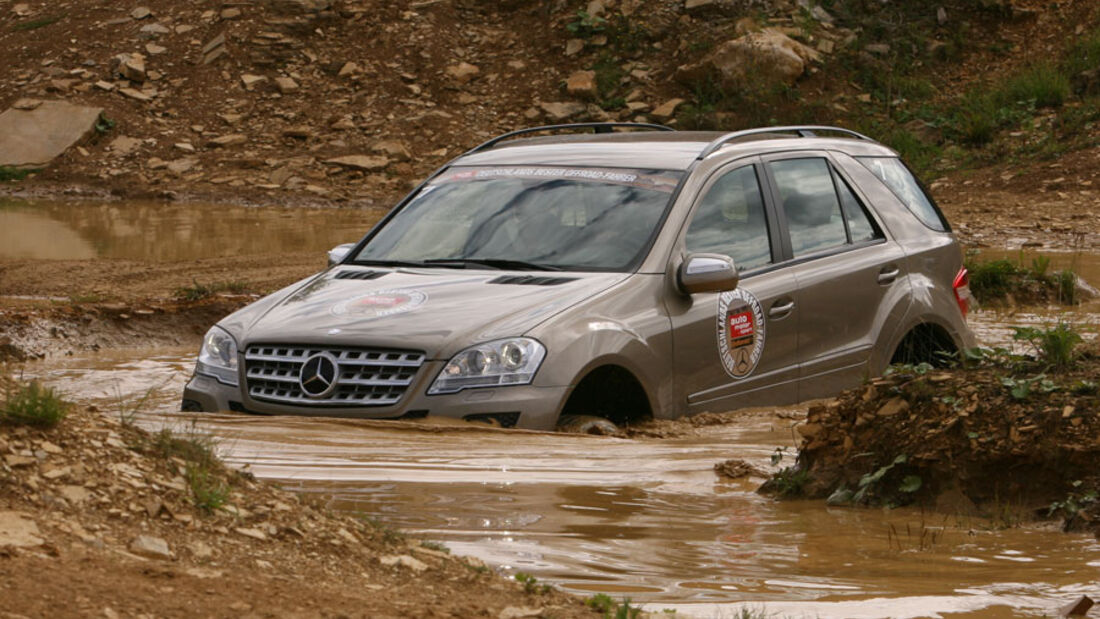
[[0, 394, 601, 618], [766, 340, 1100, 538]]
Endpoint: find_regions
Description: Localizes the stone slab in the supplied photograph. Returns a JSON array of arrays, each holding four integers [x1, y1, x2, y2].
[[0, 100, 104, 168]]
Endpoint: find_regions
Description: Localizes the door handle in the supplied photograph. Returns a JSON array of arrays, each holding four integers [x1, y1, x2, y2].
[[768, 300, 795, 319], [877, 266, 900, 285]]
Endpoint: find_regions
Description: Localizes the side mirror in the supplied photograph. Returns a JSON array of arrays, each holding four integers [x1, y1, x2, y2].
[[327, 243, 356, 266], [677, 253, 739, 295]]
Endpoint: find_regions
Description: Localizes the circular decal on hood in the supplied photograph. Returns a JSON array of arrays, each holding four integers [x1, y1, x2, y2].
[[330, 289, 427, 319], [716, 288, 766, 379]]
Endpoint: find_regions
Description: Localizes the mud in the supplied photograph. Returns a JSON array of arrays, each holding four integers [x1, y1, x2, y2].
[[13, 348, 1100, 617]]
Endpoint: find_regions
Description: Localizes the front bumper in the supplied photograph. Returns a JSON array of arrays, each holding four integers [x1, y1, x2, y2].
[[181, 369, 569, 431]]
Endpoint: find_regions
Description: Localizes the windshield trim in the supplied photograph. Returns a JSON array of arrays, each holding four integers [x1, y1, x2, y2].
[[346, 164, 689, 274]]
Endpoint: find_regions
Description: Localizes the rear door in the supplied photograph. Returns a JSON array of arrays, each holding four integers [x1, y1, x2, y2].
[[668, 159, 801, 413], [760, 153, 911, 399]]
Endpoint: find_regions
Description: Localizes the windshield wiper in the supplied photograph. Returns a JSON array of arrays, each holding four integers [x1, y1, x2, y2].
[[423, 258, 562, 271], [352, 259, 438, 268]]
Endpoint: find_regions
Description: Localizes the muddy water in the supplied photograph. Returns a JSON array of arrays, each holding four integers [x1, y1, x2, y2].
[[0, 198, 381, 262], [21, 346, 1100, 618]]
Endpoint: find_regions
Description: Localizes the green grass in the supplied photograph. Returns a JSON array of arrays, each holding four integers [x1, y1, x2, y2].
[[186, 464, 229, 512], [0, 167, 36, 182], [11, 15, 62, 32], [1, 381, 70, 428], [173, 280, 250, 301], [585, 594, 642, 619]]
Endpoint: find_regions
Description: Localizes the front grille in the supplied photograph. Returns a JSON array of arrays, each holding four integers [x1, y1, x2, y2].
[[244, 344, 425, 407]]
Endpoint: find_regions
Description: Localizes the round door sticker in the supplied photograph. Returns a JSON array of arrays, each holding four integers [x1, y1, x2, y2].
[[331, 289, 427, 319], [716, 288, 766, 379]]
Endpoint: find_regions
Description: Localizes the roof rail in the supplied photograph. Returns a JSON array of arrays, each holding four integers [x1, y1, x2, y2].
[[467, 122, 675, 154], [697, 125, 875, 160]]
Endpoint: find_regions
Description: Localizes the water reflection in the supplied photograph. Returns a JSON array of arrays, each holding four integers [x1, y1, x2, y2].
[[0, 199, 383, 262]]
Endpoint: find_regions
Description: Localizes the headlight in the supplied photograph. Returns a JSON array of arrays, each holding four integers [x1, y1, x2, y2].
[[428, 338, 546, 395], [196, 326, 239, 386]]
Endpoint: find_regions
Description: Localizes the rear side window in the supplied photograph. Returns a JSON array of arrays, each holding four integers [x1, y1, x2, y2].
[[857, 157, 948, 232], [769, 158, 848, 257]]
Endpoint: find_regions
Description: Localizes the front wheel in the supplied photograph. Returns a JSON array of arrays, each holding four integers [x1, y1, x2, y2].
[[556, 414, 619, 435]]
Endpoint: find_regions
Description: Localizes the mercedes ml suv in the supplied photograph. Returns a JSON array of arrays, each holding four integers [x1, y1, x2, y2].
[[182, 124, 975, 430]]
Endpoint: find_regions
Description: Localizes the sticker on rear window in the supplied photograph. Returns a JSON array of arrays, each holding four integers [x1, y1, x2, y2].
[[716, 289, 765, 379]]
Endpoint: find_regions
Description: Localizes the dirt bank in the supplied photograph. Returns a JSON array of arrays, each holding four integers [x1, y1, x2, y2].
[[0, 398, 600, 618], [766, 340, 1100, 538]]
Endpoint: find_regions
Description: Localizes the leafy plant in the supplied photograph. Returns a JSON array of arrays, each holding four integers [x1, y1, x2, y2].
[[1047, 481, 1098, 519], [768, 466, 810, 498], [1000, 374, 1058, 400], [1, 381, 70, 428], [565, 10, 606, 38], [94, 114, 116, 135], [0, 166, 36, 182], [1012, 323, 1083, 369], [585, 594, 641, 619], [514, 572, 552, 595]]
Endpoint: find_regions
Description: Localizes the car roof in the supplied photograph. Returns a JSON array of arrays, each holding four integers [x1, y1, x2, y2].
[[453, 129, 900, 171]]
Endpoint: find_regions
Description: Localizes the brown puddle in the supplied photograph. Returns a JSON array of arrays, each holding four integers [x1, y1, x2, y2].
[[0, 198, 381, 262], [18, 345, 1100, 618]]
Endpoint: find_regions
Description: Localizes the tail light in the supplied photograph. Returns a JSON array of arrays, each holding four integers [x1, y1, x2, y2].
[[953, 267, 970, 319]]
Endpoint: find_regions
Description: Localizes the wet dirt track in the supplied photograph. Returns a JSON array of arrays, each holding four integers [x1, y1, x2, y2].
[[20, 342, 1100, 618], [6, 200, 1100, 617]]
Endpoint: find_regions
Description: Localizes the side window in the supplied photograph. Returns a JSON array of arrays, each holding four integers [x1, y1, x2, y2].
[[684, 165, 772, 272], [769, 158, 847, 257], [857, 156, 948, 232], [835, 175, 880, 243]]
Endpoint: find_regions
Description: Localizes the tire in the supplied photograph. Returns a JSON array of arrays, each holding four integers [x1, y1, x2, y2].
[[556, 414, 619, 435]]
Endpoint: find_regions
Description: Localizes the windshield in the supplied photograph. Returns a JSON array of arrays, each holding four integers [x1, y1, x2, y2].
[[353, 166, 684, 272]]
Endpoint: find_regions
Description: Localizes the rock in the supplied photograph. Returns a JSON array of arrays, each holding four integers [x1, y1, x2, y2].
[[282, 126, 313, 139], [684, 0, 716, 11], [130, 6, 152, 19], [202, 33, 227, 65], [95, 81, 117, 91], [1060, 595, 1094, 617], [865, 43, 891, 56], [13, 4, 32, 17], [112, 53, 146, 83], [118, 88, 152, 102], [651, 98, 685, 120], [59, 485, 92, 504], [109, 136, 142, 155], [445, 62, 480, 85], [566, 70, 598, 99], [937, 7, 948, 25], [0, 100, 104, 168], [208, 134, 247, 147], [266, 0, 333, 14], [714, 458, 763, 479], [140, 23, 170, 35], [499, 607, 544, 619], [145, 43, 166, 55], [0, 511, 44, 548], [221, 7, 242, 19], [338, 62, 360, 77], [240, 74, 267, 89], [166, 158, 198, 175], [174, 142, 196, 152], [877, 397, 909, 417], [564, 39, 585, 56], [274, 76, 299, 94], [234, 527, 267, 541], [539, 101, 585, 121], [129, 535, 172, 560], [371, 141, 410, 161], [324, 155, 390, 172], [379, 554, 428, 573], [187, 540, 215, 559], [675, 29, 820, 91], [330, 116, 357, 130]]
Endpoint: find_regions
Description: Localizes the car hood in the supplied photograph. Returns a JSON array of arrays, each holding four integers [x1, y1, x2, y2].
[[230, 266, 629, 358]]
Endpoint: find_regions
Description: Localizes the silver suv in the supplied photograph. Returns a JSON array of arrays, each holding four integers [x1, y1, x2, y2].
[[182, 124, 975, 430]]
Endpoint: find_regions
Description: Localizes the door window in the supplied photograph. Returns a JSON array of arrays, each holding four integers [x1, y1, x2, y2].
[[684, 165, 772, 271], [769, 158, 848, 257], [836, 175, 880, 243]]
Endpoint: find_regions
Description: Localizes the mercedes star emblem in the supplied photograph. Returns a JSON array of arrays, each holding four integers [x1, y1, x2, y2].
[[299, 352, 339, 398]]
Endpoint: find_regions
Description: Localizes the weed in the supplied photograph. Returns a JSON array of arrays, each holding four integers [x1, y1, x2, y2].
[[964, 256, 1020, 300], [585, 594, 641, 619], [362, 515, 407, 545], [592, 55, 624, 102], [768, 466, 810, 498], [1000, 374, 1058, 400], [1070, 380, 1098, 396], [174, 280, 249, 301], [514, 572, 553, 595], [94, 115, 116, 135], [1047, 481, 1098, 519], [565, 10, 606, 39], [1, 380, 70, 428], [1000, 62, 1071, 109], [420, 540, 450, 554], [1056, 270, 1078, 304], [12, 15, 62, 31], [886, 517, 943, 552], [0, 166, 37, 182], [852, 454, 909, 504], [186, 464, 229, 512], [1012, 323, 1083, 369]]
